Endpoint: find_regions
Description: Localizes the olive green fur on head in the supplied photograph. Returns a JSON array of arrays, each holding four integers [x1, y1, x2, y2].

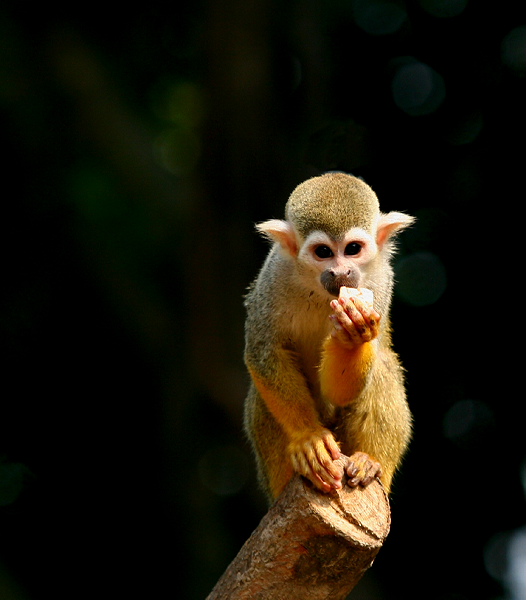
[[285, 173, 380, 240]]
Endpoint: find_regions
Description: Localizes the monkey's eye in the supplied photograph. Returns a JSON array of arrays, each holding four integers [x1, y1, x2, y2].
[[314, 245, 334, 259], [345, 242, 362, 256]]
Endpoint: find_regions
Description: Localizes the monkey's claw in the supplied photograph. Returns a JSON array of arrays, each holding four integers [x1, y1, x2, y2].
[[346, 452, 382, 488]]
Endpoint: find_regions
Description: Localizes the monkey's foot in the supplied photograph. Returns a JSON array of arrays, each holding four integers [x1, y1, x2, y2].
[[346, 452, 382, 488]]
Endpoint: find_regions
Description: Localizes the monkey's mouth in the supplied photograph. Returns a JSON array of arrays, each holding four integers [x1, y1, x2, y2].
[[320, 272, 360, 297]]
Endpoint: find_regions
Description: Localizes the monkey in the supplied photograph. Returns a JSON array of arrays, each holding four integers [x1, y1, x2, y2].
[[243, 172, 414, 501]]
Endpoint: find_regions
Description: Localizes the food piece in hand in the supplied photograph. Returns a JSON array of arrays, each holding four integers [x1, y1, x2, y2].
[[338, 286, 374, 306]]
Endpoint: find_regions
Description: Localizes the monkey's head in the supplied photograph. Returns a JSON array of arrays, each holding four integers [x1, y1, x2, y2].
[[257, 173, 414, 298]]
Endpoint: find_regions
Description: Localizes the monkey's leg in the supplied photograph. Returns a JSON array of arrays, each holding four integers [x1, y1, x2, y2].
[[338, 349, 412, 494], [261, 437, 295, 500], [247, 350, 344, 494], [245, 387, 295, 500]]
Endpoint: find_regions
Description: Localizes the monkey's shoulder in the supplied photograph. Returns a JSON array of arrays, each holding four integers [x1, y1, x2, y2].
[[247, 255, 329, 324]]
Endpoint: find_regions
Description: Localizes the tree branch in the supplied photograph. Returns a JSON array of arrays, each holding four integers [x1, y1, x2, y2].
[[207, 456, 391, 600]]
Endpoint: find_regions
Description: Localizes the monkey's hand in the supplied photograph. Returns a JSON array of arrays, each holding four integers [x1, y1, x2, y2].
[[346, 451, 383, 488], [329, 287, 381, 350], [287, 428, 344, 493]]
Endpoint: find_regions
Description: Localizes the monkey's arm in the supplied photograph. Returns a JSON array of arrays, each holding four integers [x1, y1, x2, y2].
[[319, 295, 411, 492], [319, 293, 380, 406], [319, 340, 376, 405], [319, 294, 388, 489], [246, 347, 343, 494]]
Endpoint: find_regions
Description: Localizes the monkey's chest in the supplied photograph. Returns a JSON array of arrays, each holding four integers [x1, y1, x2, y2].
[[298, 347, 340, 430], [284, 295, 331, 381], [287, 302, 341, 424], [290, 322, 330, 395]]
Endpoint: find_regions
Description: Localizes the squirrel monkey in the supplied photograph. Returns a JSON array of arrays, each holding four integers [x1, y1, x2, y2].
[[243, 172, 414, 501]]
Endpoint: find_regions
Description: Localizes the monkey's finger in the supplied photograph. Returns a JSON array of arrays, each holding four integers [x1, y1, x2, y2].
[[358, 460, 382, 486], [305, 437, 343, 484], [290, 450, 313, 481], [322, 431, 341, 461], [292, 451, 336, 492], [311, 472, 335, 493], [341, 295, 380, 326], [339, 297, 381, 342], [313, 447, 343, 485], [346, 459, 363, 487], [329, 318, 363, 351], [312, 466, 342, 491], [354, 298, 381, 328], [291, 443, 333, 483], [365, 312, 381, 339], [346, 453, 382, 487], [330, 302, 363, 346], [313, 476, 334, 493], [328, 444, 341, 462], [340, 297, 369, 334], [353, 299, 381, 338], [312, 447, 344, 489]]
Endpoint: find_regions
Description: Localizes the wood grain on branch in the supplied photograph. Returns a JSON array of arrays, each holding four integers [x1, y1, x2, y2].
[[207, 456, 391, 600]]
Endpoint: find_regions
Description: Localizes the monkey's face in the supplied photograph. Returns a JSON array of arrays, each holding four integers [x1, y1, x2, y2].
[[297, 228, 378, 297], [256, 207, 414, 300]]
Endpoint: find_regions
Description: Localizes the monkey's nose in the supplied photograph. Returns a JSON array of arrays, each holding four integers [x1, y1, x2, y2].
[[329, 268, 351, 277], [321, 269, 359, 296]]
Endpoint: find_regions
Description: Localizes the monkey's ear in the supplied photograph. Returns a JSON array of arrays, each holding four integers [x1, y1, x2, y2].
[[376, 212, 415, 249], [256, 219, 300, 257]]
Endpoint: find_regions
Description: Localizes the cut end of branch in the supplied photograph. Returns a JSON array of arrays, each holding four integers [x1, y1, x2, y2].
[[299, 455, 391, 547], [207, 455, 391, 600]]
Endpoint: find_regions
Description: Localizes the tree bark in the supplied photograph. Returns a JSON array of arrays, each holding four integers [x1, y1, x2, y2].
[[206, 457, 391, 600]]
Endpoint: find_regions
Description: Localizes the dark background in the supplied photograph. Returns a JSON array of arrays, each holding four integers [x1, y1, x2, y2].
[[0, 1, 524, 599]]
